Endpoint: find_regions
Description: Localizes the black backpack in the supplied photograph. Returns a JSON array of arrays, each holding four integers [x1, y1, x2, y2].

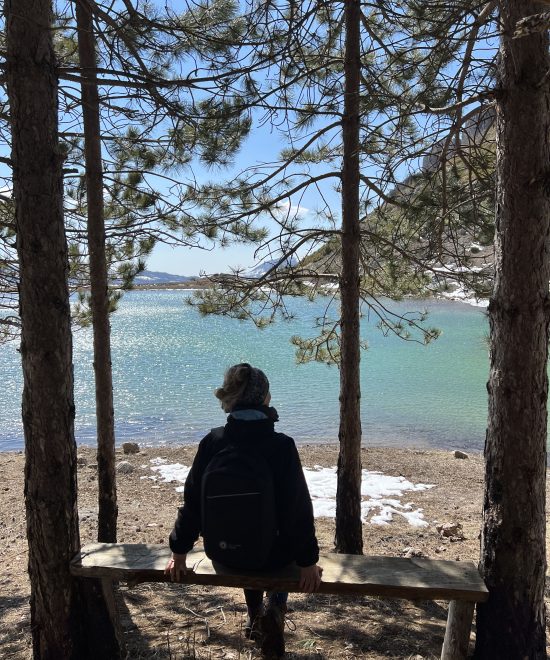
[[201, 429, 278, 570]]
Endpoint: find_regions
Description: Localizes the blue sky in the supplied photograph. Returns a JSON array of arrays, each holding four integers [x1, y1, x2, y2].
[[134, 0, 346, 276], [146, 113, 342, 276], [147, 124, 282, 275], [147, 240, 260, 276], [0, 56, 341, 279]]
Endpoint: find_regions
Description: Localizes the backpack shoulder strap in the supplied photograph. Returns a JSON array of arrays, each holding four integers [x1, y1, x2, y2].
[[208, 425, 231, 455], [210, 426, 225, 441]]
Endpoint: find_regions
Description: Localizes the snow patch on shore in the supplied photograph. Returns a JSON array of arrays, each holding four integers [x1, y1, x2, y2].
[[430, 262, 491, 308], [145, 460, 434, 528], [305, 466, 433, 527], [437, 285, 489, 308]]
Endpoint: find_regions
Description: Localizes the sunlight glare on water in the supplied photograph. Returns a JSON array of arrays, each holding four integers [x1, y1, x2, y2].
[[0, 290, 490, 451]]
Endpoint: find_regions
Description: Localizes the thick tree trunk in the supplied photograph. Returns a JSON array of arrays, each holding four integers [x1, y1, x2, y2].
[[76, 0, 118, 542], [474, 2, 550, 657], [5, 2, 120, 656], [6, 1, 83, 655], [335, 0, 363, 555]]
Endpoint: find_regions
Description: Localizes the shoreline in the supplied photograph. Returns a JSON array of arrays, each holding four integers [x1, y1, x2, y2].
[[0, 440, 486, 456], [127, 282, 491, 308]]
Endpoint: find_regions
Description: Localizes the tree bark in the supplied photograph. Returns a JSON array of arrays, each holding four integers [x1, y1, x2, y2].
[[335, 0, 363, 555], [6, 1, 82, 655], [474, 1, 550, 657], [5, 2, 121, 656], [5, 1, 84, 655], [76, 0, 118, 542]]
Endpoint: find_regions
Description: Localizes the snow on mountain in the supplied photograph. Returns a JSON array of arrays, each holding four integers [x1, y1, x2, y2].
[[245, 256, 298, 278]]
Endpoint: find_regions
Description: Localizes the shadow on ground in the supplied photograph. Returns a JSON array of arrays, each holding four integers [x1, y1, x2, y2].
[[112, 585, 454, 659], [0, 594, 32, 659]]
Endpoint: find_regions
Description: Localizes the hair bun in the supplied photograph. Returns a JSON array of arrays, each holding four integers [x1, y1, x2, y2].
[[235, 363, 252, 384]]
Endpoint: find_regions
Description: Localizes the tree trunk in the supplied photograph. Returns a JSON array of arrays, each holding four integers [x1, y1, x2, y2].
[[5, 2, 121, 656], [5, 1, 84, 655], [76, 0, 118, 542], [6, 1, 82, 654], [474, 2, 550, 657], [335, 0, 363, 555]]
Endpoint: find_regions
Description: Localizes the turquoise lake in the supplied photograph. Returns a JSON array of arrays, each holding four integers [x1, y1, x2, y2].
[[0, 290, 489, 452]]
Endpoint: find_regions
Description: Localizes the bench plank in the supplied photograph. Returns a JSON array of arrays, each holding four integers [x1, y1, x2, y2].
[[71, 543, 488, 603]]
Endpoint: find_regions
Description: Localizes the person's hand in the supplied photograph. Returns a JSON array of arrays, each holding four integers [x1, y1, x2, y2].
[[165, 552, 188, 582], [299, 564, 323, 593]]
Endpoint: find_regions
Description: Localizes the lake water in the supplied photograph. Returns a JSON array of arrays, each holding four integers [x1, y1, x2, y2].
[[0, 290, 489, 452]]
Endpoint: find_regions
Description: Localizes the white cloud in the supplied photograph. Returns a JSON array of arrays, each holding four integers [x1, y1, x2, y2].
[[272, 200, 310, 220]]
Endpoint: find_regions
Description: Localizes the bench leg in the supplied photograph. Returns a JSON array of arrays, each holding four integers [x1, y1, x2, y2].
[[101, 578, 126, 654], [441, 600, 475, 660]]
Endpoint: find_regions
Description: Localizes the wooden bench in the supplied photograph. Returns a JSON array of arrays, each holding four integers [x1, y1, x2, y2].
[[71, 542, 488, 659]]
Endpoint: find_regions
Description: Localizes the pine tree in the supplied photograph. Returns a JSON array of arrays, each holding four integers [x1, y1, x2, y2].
[[475, 0, 549, 655], [1, 0, 256, 546], [336, 0, 363, 554], [383, 2, 548, 652], [189, 0, 443, 553]]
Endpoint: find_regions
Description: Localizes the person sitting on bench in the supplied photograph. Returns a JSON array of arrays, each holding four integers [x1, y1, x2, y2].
[[166, 363, 323, 659]]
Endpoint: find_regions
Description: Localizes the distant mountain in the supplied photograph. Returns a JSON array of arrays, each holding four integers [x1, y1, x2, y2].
[[245, 256, 298, 278], [133, 270, 195, 285]]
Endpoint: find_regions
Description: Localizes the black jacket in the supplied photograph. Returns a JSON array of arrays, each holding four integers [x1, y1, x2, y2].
[[169, 409, 320, 568]]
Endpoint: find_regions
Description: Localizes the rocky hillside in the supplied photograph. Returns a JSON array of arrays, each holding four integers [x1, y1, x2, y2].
[[299, 109, 496, 304]]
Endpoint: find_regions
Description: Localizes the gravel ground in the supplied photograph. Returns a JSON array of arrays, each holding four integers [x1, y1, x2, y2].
[[0, 443, 546, 659]]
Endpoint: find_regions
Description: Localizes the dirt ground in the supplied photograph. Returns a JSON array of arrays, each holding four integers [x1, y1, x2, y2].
[[0, 444, 546, 659]]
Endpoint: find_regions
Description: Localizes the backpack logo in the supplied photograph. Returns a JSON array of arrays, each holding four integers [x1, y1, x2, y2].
[[219, 540, 241, 550], [201, 441, 277, 570]]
